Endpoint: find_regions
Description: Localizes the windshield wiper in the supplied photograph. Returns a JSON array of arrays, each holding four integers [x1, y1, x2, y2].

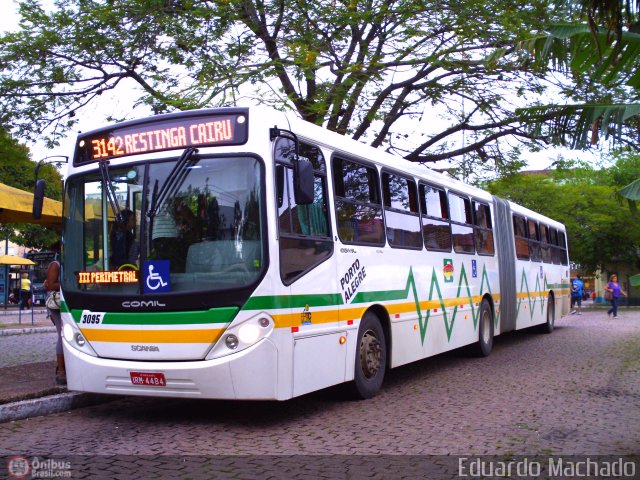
[[98, 159, 124, 224], [147, 147, 199, 241]]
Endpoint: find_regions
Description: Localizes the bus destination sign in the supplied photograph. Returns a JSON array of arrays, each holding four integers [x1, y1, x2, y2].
[[78, 270, 139, 285], [76, 112, 248, 164]]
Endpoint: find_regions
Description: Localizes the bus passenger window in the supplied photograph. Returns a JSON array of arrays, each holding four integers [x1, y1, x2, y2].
[[449, 193, 474, 254], [513, 215, 529, 260], [527, 219, 541, 262], [419, 183, 451, 251], [539, 224, 551, 263], [333, 158, 384, 246], [473, 202, 494, 255], [558, 231, 568, 265], [549, 228, 560, 264], [382, 172, 422, 249]]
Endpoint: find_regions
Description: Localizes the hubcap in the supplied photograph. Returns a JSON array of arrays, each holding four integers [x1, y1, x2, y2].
[[359, 329, 382, 379]]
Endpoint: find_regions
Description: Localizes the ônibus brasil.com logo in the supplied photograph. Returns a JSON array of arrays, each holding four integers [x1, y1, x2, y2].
[[7, 456, 72, 478]]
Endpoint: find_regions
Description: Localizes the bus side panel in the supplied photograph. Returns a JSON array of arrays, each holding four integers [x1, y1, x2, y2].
[[514, 261, 567, 330], [335, 246, 501, 370], [282, 251, 351, 396], [514, 259, 545, 329]]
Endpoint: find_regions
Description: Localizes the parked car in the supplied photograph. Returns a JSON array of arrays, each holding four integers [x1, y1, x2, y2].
[[32, 282, 47, 306]]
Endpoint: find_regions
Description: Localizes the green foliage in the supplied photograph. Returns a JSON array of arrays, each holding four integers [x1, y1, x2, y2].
[[517, 1, 640, 150], [0, 0, 566, 173], [484, 154, 640, 272], [0, 128, 62, 248]]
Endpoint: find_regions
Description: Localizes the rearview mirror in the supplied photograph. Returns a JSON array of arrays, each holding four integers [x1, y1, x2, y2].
[[33, 179, 46, 219]]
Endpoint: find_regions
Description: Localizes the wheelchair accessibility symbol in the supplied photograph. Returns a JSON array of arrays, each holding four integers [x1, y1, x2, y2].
[[143, 260, 171, 294]]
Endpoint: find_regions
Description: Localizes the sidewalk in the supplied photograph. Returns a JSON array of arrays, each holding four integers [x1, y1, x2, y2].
[[0, 307, 114, 423], [0, 307, 61, 404], [0, 305, 53, 330]]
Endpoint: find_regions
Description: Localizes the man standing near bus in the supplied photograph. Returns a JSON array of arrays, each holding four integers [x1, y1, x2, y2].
[[571, 274, 584, 315]]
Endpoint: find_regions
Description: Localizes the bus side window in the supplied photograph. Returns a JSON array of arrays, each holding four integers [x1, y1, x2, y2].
[[539, 223, 551, 263], [558, 230, 568, 265], [513, 214, 529, 260], [382, 171, 422, 249], [419, 183, 451, 251], [449, 193, 474, 254], [527, 219, 541, 262], [333, 158, 384, 246], [473, 201, 494, 255], [275, 139, 333, 285], [549, 228, 560, 264]]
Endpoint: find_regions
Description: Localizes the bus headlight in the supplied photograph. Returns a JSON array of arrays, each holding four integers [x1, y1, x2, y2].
[[63, 323, 86, 347], [207, 313, 274, 359], [61, 316, 97, 357], [238, 323, 260, 344], [63, 323, 75, 343]]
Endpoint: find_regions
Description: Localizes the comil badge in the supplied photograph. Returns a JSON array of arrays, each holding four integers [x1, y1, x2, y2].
[[443, 259, 454, 283]]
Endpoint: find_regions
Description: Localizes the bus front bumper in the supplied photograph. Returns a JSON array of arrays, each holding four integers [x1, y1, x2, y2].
[[63, 338, 280, 400]]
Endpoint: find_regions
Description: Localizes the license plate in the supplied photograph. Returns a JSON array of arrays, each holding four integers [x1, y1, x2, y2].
[[130, 372, 166, 387]]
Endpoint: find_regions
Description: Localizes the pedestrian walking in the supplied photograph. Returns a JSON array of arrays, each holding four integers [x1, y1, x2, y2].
[[570, 274, 584, 315], [45, 241, 65, 385], [605, 274, 627, 319]]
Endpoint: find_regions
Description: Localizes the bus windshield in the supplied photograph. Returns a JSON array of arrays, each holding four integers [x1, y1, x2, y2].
[[62, 155, 264, 296]]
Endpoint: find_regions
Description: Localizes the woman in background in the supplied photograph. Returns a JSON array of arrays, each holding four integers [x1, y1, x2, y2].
[[605, 274, 627, 319]]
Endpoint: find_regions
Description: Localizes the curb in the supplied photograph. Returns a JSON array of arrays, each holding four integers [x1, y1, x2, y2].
[[0, 327, 56, 336], [0, 392, 118, 423]]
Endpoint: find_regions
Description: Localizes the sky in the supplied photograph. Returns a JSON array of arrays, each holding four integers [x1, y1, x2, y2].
[[0, 0, 600, 175]]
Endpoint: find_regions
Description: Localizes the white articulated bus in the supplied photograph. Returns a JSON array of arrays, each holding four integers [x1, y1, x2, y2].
[[44, 107, 570, 400]]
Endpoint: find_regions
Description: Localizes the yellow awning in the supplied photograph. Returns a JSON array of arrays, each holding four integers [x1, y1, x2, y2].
[[0, 182, 62, 227], [0, 254, 36, 266]]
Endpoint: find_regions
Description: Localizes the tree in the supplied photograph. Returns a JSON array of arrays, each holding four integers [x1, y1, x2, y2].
[[518, 0, 640, 150], [0, 128, 62, 249], [0, 0, 568, 173], [483, 153, 640, 272]]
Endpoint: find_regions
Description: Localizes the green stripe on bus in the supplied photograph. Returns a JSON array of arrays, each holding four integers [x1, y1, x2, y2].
[[242, 293, 344, 310], [71, 307, 239, 325]]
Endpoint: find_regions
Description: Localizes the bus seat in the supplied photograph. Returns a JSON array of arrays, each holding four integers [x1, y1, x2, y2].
[[186, 240, 261, 273], [186, 240, 238, 271]]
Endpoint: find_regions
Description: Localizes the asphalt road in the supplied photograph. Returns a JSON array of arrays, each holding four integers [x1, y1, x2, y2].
[[1, 309, 638, 479]]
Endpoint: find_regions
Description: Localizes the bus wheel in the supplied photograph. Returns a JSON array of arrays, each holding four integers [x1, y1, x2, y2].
[[472, 298, 494, 357], [539, 294, 555, 334], [351, 311, 386, 399]]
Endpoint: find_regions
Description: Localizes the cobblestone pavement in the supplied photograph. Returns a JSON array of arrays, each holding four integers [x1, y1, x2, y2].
[[0, 310, 638, 478]]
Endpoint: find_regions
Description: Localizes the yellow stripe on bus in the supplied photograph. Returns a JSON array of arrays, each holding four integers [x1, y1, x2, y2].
[[80, 328, 224, 343], [516, 292, 547, 300], [269, 293, 509, 328], [271, 307, 367, 327]]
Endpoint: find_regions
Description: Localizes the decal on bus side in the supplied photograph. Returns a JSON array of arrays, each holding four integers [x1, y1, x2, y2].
[[340, 259, 367, 303]]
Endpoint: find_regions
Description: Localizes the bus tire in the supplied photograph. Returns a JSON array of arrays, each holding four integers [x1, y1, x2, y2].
[[539, 294, 555, 334], [351, 311, 387, 399], [472, 298, 494, 357]]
